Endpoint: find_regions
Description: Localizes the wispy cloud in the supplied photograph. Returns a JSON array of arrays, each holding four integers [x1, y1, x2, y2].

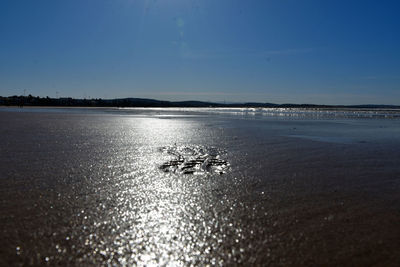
[[360, 76, 378, 80], [179, 47, 316, 60], [360, 75, 400, 81]]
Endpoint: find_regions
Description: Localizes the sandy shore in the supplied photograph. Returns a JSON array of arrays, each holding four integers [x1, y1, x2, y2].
[[1, 109, 400, 266]]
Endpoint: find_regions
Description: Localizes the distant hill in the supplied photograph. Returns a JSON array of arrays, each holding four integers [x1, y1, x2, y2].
[[1, 95, 399, 109]]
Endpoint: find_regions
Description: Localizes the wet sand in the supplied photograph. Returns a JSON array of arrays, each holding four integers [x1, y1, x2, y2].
[[0, 108, 400, 266]]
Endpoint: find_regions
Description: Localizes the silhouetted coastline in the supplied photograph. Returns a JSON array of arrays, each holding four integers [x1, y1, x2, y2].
[[1, 95, 399, 109]]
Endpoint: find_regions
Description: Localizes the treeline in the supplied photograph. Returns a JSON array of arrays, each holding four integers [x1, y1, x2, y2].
[[0, 95, 222, 108], [1, 95, 399, 109], [0, 95, 107, 107]]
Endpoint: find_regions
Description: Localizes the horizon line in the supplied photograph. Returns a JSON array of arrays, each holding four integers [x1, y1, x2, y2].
[[1, 95, 400, 108]]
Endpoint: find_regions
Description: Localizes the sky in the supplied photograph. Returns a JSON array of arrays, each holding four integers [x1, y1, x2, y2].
[[1, 0, 400, 105]]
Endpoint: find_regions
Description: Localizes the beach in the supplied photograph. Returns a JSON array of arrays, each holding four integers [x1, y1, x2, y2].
[[1, 107, 400, 266]]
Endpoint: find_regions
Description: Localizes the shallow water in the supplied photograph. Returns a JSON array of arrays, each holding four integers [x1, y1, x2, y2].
[[1, 107, 400, 266]]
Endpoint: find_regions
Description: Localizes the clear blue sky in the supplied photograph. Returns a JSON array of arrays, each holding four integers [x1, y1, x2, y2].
[[1, 0, 400, 104]]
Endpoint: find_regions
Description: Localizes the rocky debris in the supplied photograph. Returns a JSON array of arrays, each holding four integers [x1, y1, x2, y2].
[[159, 145, 230, 175]]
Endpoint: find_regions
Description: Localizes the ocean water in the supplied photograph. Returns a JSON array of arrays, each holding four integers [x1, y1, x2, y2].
[[1, 107, 400, 266]]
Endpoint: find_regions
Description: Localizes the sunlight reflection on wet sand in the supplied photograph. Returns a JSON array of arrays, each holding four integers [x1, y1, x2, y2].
[[1, 110, 400, 266], [79, 118, 238, 265]]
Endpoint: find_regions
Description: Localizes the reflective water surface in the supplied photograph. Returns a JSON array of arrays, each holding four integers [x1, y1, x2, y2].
[[1, 108, 400, 266]]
